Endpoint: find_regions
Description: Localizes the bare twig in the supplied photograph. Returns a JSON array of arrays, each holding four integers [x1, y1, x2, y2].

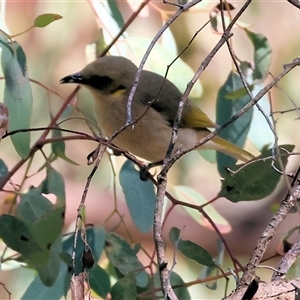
[[153, 2, 253, 299], [0, 86, 80, 190], [287, 0, 300, 9], [272, 238, 300, 281], [71, 273, 85, 300], [97, 0, 150, 57], [170, 57, 300, 164], [71, 143, 107, 271], [126, 0, 204, 124], [237, 186, 300, 288], [154, 174, 179, 300], [271, 186, 300, 281]]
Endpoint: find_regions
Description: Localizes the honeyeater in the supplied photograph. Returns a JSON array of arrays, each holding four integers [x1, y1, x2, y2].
[[60, 56, 253, 163]]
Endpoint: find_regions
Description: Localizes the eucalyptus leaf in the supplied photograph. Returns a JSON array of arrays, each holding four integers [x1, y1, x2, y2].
[[62, 226, 106, 275], [119, 160, 155, 233], [0, 34, 32, 158], [216, 71, 253, 176], [107, 0, 124, 29], [0, 209, 64, 286], [34, 13, 62, 28], [110, 273, 137, 300], [199, 240, 224, 290], [169, 227, 215, 267], [219, 144, 294, 201], [21, 255, 71, 300], [89, 265, 111, 298], [245, 29, 272, 80], [17, 188, 53, 222], [51, 127, 79, 165], [105, 232, 148, 287], [40, 166, 66, 205], [153, 271, 191, 299]]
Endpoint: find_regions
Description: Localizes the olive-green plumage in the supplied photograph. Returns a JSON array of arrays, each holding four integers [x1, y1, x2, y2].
[[60, 56, 253, 162]]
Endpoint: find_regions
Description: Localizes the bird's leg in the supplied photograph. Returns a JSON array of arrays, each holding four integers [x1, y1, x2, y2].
[[139, 160, 163, 181]]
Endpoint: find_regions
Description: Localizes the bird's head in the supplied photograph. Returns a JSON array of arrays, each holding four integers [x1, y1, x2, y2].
[[60, 56, 138, 95]]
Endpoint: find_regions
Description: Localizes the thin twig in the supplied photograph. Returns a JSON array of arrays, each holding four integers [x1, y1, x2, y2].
[[0, 86, 80, 190], [126, 0, 204, 124], [169, 57, 300, 165], [71, 143, 107, 272], [153, 2, 252, 299], [271, 187, 300, 281], [238, 186, 299, 288], [287, 0, 300, 9], [99, 0, 150, 57]]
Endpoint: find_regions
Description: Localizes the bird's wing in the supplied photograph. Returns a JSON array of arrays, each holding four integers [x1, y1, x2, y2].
[[139, 70, 216, 129], [180, 102, 216, 129]]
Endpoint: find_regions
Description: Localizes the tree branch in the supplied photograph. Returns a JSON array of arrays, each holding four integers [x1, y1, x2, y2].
[[238, 185, 300, 288]]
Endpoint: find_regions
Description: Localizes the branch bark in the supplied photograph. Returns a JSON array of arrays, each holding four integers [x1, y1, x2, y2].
[[226, 278, 300, 300], [238, 185, 300, 288]]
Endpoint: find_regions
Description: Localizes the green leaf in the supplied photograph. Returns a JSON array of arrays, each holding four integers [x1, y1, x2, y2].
[[209, 10, 218, 32], [0, 159, 8, 180], [0, 209, 64, 286], [2, 167, 65, 285], [19, 203, 105, 297], [21, 256, 71, 300], [119, 160, 155, 233], [153, 271, 191, 299], [34, 237, 62, 286], [245, 29, 272, 80], [171, 185, 231, 233], [62, 226, 106, 275], [219, 144, 294, 201], [216, 71, 253, 176], [199, 239, 224, 290], [34, 13, 62, 28], [169, 227, 215, 267], [107, 0, 124, 29], [40, 166, 65, 206], [0, 34, 32, 158], [17, 188, 54, 222], [170, 272, 191, 299], [225, 84, 255, 99], [105, 232, 148, 287], [110, 273, 137, 300], [0, 214, 40, 252], [89, 265, 111, 298], [51, 127, 79, 165]]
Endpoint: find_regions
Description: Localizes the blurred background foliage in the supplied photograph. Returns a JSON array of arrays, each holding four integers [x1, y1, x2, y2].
[[0, 0, 300, 299]]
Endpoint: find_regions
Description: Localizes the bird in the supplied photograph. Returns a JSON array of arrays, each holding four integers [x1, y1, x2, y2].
[[60, 56, 253, 164]]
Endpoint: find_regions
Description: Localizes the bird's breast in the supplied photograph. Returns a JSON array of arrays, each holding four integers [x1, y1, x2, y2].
[[93, 94, 215, 162], [94, 97, 174, 162]]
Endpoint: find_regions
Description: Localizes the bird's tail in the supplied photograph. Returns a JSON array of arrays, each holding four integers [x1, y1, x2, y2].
[[212, 135, 254, 162]]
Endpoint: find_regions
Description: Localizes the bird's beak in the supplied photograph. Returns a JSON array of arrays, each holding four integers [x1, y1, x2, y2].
[[60, 72, 83, 84]]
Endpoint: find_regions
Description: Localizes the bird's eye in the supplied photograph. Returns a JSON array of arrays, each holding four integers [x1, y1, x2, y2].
[[88, 75, 112, 90], [87, 75, 126, 95]]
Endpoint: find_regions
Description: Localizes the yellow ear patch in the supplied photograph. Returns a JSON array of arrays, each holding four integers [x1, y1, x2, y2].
[[112, 88, 126, 98]]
